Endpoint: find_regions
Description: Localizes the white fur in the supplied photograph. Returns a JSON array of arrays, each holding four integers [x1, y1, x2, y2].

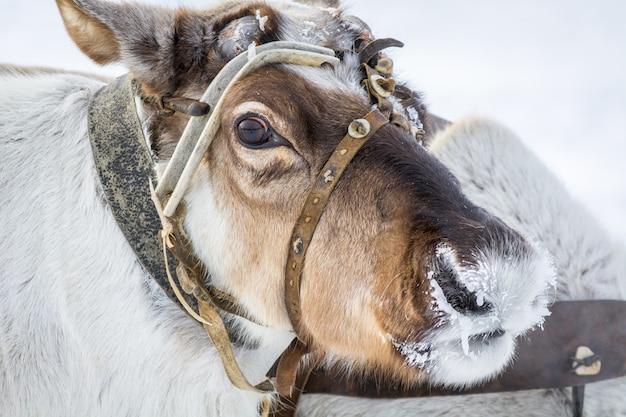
[[0, 2, 608, 415], [0, 68, 605, 417], [0, 65, 557, 417], [298, 116, 626, 416], [0, 69, 292, 417], [415, 238, 554, 388]]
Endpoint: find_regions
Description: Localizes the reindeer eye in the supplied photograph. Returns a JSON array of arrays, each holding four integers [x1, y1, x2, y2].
[[235, 114, 272, 147]]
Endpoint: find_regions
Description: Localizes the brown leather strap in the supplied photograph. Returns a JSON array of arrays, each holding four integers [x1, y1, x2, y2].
[[284, 109, 390, 337], [274, 339, 313, 397], [164, 204, 263, 325], [358, 38, 404, 65], [303, 300, 626, 397], [198, 299, 275, 393], [270, 339, 317, 417], [278, 58, 413, 417]]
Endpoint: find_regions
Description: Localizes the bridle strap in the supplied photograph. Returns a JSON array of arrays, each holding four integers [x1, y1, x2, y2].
[[274, 338, 314, 397], [276, 47, 411, 416], [274, 109, 395, 415], [146, 42, 340, 396], [284, 108, 390, 336], [283, 39, 411, 338], [155, 42, 339, 218], [88, 75, 201, 318], [302, 299, 626, 417], [270, 339, 318, 417]]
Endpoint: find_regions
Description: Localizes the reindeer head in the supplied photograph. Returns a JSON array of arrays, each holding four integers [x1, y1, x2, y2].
[[58, 0, 555, 388]]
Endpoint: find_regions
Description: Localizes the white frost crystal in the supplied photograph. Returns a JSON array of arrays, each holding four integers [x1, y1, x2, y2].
[[255, 10, 268, 31]]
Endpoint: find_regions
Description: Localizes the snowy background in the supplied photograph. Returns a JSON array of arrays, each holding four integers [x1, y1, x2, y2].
[[1, 0, 624, 244]]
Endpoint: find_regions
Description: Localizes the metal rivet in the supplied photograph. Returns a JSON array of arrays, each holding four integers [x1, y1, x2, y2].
[[289, 279, 294, 286], [348, 118, 371, 139], [323, 169, 335, 184], [292, 237, 303, 254], [305, 216, 312, 223], [572, 346, 602, 376], [291, 261, 297, 270], [313, 197, 320, 204], [339, 149, 348, 156]]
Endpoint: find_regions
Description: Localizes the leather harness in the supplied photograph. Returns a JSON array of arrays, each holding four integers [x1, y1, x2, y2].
[[303, 300, 626, 417], [88, 40, 626, 417]]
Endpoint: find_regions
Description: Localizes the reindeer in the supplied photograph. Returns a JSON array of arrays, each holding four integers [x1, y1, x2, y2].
[[299, 117, 626, 416], [0, 1, 554, 416]]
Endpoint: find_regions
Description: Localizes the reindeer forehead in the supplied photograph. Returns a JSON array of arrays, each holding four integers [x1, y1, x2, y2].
[[213, 1, 368, 57], [288, 54, 367, 97], [272, 3, 366, 50], [224, 58, 370, 125]]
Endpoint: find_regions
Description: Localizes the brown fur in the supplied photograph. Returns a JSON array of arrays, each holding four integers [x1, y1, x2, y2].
[[194, 65, 524, 382], [56, 0, 121, 64], [56, 0, 388, 159], [55, 0, 549, 389]]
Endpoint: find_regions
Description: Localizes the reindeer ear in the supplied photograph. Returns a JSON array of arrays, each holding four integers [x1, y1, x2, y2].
[[56, 0, 280, 96], [57, 0, 177, 67], [56, 0, 123, 64], [56, 0, 180, 93]]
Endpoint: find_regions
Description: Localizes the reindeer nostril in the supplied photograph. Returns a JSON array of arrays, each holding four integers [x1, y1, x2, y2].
[[431, 253, 492, 315], [437, 275, 492, 314]]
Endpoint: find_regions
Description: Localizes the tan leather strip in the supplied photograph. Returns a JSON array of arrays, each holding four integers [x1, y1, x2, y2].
[[303, 300, 626, 397], [151, 190, 275, 394], [164, 204, 263, 325], [284, 109, 390, 336], [199, 300, 275, 394]]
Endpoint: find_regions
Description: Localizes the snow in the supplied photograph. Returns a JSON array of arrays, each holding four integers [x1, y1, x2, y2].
[[1, 0, 623, 243], [429, 274, 475, 358], [389, 337, 435, 369], [406, 105, 423, 129], [255, 9, 268, 32], [247, 42, 256, 61], [299, 21, 317, 41], [459, 268, 491, 309], [428, 276, 457, 319], [456, 316, 472, 356]]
